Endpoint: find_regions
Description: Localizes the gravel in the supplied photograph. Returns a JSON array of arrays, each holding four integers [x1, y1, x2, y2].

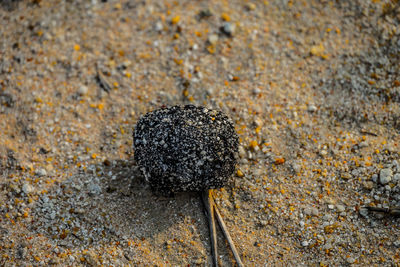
[[0, 0, 399, 266]]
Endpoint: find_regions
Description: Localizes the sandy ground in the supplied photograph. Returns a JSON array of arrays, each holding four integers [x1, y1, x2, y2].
[[1, 0, 400, 266]]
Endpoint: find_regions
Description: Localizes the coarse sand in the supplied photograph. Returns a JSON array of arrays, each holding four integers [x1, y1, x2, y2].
[[0, 0, 400, 266]]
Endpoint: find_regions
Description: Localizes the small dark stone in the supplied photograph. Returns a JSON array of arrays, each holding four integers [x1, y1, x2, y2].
[[220, 22, 236, 37], [0, 93, 14, 108], [197, 9, 213, 20], [16, 245, 27, 259], [22, 126, 36, 139], [7, 149, 18, 168], [39, 147, 49, 154], [106, 186, 117, 193], [133, 105, 238, 193]]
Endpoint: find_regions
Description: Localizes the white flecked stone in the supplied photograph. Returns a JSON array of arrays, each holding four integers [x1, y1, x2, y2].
[[301, 240, 309, 247], [35, 168, 47, 177], [380, 168, 393, 185], [78, 85, 88, 95], [393, 173, 400, 183], [336, 204, 345, 212], [22, 183, 33, 194]]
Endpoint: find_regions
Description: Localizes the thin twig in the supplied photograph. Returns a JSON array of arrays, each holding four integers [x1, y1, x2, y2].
[[359, 129, 378, 136], [210, 192, 244, 267], [364, 206, 400, 216], [96, 63, 112, 92], [202, 190, 218, 266]]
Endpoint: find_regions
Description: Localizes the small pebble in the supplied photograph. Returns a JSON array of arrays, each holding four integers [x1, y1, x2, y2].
[[307, 104, 317, 112], [359, 141, 368, 148], [351, 168, 359, 176], [341, 173, 351, 180], [346, 257, 355, 264], [359, 207, 369, 217], [42, 195, 49, 203], [16, 246, 27, 259], [304, 207, 319, 216], [208, 34, 219, 45], [78, 85, 88, 96], [303, 207, 312, 215], [301, 240, 309, 247], [45, 164, 54, 172], [221, 22, 236, 36], [193, 258, 204, 265], [238, 146, 246, 159], [320, 149, 327, 156], [393, 173, 400, 183], [22, 183, 33, 194], [322, 214, 331, 221], [155, 21, 163, 32], [35, 168, 47, 177], [336, 204, 345, 212], [122, 60, 132, 68], [292, 163, 301, 173], [254, 117, 263, 127], [323, 243, 332, 250], [311, 207, 319, 216], [88, 183, 102, 195], [245, 2, 256, 11], [197, 9, 212, 20], [252, 87, 261, 95], [380, 168, 393, 185], [363, 181, 374, 190]]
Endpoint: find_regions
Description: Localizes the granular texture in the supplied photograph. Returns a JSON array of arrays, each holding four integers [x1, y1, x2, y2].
[[133, 105, 239, 193]]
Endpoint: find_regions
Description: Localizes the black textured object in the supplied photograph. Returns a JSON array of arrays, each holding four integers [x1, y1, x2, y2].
[[133, 105, 239, 193]]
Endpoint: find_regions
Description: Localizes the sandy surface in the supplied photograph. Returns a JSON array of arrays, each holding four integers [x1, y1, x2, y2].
[[1, 0, 400, 266]]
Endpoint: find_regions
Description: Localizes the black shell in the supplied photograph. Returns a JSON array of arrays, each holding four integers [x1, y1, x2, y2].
[[133, 105, 239, 193]]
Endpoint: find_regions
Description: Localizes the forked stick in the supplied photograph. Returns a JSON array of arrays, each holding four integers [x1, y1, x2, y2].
[[202, 190, 218, 266], [203, 189, 244, 267]]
